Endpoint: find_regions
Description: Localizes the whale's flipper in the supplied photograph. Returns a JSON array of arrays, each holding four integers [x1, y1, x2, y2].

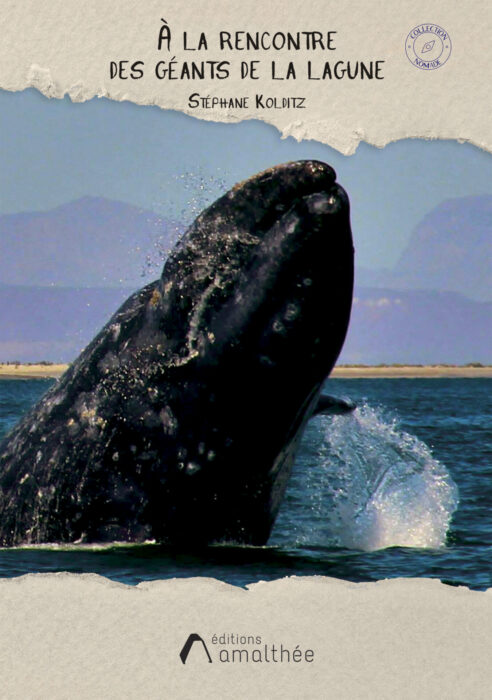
[[313, 394, 356, 416]]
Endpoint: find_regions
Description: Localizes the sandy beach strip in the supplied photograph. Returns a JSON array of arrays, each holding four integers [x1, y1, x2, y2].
[[331, 365, 492, 378], [0, 363, 69, 379], [0, 363, 491, 380]]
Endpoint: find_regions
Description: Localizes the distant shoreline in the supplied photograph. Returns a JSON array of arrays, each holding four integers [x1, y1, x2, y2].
[[0, 363, 491, 380], [331, 365, 492, 378], [0, 364, 69, 380]]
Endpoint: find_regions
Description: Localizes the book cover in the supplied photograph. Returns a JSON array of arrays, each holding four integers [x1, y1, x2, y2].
[[0, 2, 490, 697]]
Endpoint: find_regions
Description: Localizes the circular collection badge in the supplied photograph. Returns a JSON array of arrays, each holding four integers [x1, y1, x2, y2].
[[405, 24, 452, 70]]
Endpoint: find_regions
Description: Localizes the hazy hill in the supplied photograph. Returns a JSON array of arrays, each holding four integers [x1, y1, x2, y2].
[[338, 287, 491, 366], [0, 197, 179, 289], [357, 195, 492, 301], [0, 286, 131, 362]]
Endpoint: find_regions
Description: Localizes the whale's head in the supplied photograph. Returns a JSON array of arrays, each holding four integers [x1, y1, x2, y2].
[[151, 161, 354, 544], [161, 161, 353, 369]]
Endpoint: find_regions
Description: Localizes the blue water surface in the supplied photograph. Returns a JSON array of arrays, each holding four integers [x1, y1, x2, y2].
[[0, 377, 490, 589]]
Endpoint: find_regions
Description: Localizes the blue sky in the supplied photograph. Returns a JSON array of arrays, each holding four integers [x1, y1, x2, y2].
[[1, 88, 491, 268]]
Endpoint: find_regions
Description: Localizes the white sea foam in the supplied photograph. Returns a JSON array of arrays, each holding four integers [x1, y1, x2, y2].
[[275, 403, 459, 551]]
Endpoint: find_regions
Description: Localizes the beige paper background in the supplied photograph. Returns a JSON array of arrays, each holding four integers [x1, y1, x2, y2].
[[0, 0, 491, 154], [0, 1, 491, 698], [1, 574, 491, 699]]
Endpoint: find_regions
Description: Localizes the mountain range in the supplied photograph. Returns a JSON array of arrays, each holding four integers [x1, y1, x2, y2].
[[0, 195, 490, 364], [0, 197, 179, 289], [357, 195, 491, 301]]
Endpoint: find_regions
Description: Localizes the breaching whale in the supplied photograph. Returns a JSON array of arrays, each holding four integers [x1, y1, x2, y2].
[[0, 160, 354, 546]]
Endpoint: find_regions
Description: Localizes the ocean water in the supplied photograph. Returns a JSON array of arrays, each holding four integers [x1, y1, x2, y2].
[[0, 377, 490, 590]]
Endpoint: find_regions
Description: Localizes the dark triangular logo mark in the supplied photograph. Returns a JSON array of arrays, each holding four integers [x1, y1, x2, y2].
[[179, 634, 213, 664]]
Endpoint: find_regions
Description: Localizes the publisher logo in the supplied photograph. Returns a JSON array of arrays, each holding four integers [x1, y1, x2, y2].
[[179, 634, 213, 664], [179, 632, 314, 665], [405, 24, 452, 70]]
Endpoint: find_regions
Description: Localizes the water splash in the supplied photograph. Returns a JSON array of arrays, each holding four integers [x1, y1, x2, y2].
[[140, 215, 183, 282], [141, 169, 229, 280], [273, 403, 459, 551]]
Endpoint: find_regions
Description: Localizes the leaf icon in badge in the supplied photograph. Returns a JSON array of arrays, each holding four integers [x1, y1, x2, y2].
[[421, 40, 435, 54]]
